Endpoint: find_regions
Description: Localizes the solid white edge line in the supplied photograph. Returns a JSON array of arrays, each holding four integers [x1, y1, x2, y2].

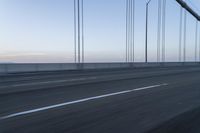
[[0, 83, 168, 120]]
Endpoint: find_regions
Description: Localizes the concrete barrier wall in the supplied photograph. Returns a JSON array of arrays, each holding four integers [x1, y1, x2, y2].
[[0, 62, 199, 74]]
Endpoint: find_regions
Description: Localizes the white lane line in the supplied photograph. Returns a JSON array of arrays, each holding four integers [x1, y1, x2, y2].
[[0, 83, 168, 120], [0, 77, 97, 88]]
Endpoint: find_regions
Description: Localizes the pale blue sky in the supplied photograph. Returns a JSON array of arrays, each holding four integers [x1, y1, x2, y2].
[[0, 0, 200, 63]]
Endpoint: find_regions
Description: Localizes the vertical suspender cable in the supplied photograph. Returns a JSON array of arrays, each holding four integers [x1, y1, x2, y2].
[[130, 0, 131, 62], [179, 6, 183, 62], [199, 22, 200, 62], [145, 1, 150, 63], [127, 0, 130, 62], [132, 0, 135, 62], [126, 0, 135, 62], [126, 0, 128, 62], [145, 3, 148, 63], [195, 20, 198, 62], [74, 0, 77, 63], [157, 0, 161, 62], [162, 0, 166, 62], [81, 0, 84, 63], [130, 0, 132, 62], [183, 10, 187, 62], [77, 0, 81, 63]]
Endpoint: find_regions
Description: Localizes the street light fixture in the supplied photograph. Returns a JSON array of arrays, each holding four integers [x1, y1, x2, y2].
[[145, 0, 164, 63]]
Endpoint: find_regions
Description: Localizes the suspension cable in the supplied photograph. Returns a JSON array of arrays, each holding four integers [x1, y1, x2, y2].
[[162, 0, 166, 62], [183, 9, 187, 62], [179, 6, 183, 62], [74, 0, 77, 63], [81, 0, 84, 63], [157, 0, 161, 62], [195, 19, 198, 61], [132, 0, 135, 62]]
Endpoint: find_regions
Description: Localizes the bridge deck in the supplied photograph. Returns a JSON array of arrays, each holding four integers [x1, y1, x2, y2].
[[0, 66, 200, 132]]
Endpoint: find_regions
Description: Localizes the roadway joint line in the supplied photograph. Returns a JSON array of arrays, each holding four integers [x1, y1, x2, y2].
[[0, 83, 168, 120]]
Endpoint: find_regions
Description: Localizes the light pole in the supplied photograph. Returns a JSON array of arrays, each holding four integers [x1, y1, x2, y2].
[[145, 0, 152, 63]]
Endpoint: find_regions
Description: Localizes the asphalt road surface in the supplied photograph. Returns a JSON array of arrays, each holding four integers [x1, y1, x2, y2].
[[1, 66, 200, 133]]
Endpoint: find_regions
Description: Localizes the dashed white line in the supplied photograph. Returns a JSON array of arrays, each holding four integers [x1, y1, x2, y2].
[[0, 83, 168, 120], [0, 77, 97, 88]]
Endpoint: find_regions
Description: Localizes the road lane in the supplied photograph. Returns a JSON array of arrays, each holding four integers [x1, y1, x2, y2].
[[1, 67, 200, 133]]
